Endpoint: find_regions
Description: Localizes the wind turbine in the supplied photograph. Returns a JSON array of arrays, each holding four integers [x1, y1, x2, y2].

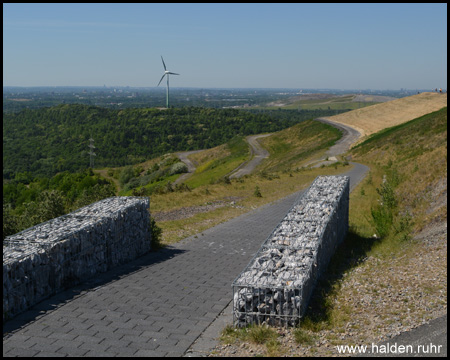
[[157, 56, 180, 108]]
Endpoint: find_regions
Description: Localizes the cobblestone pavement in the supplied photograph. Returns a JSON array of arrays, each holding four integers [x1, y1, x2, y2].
[[3, 164, 368, 357]]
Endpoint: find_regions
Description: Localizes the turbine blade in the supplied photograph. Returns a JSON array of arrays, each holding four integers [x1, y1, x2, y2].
[[167, 72, 180, 75], [157, 73, 166, 86], [161, 56, 166, 71]]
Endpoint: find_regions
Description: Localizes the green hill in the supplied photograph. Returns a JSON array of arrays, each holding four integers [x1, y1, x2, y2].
[[212, 109, 447, 357], [3, 104, 343, 179]]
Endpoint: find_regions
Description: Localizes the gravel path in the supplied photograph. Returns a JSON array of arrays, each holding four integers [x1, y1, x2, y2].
[[173, 150, 204, 185], [228, 134, 272, 179], [174, 134, 272, 187]]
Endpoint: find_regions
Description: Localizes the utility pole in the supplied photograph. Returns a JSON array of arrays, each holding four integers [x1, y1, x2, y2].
[[88, 137, 96, 168]]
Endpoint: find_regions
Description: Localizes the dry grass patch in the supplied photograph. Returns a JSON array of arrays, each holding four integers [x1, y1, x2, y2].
[[324, 92, 447, 139], [153, 163, 353, 244]]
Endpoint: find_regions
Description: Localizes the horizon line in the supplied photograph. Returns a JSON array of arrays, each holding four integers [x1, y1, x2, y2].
[[3, 85, 438, 91]]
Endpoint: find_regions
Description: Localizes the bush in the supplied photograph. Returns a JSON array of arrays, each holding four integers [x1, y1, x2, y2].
[[17, 190, 66, 230], [170, 162, 188, 175], [3, 203, 19, 240], [376, 181, 397, 209], [149, 217, 163, 250], [119, 166, 135, 187]]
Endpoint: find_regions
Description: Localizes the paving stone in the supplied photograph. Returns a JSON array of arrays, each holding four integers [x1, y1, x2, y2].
[[3, 167, 368, 357], [3, 197, 151, 321]]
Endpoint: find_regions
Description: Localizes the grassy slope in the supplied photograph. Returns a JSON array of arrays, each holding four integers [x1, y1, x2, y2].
[[215, 107, 447, 357], [261, 94, 378, 111], [184, 136, 249, 188], [348, 107, 447, 242], [258, 119, 342, 172], [151, 120, 352, 244], [323, 92, 447, 138], [306, 106, 448, 346]]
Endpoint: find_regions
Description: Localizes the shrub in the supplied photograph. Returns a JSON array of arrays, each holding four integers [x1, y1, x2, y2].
[[149, 217, 163, 250], [371, 204, 393, 238], [170, 162, 188, 175], [376, 181, 397, 209], [119, 166, 135, 187]]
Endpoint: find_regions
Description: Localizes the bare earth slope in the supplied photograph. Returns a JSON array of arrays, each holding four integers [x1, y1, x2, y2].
[[322, 92, 447, 139]]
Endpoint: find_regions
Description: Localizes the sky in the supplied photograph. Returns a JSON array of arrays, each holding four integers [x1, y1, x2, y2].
[[3, 3, 447, 90]]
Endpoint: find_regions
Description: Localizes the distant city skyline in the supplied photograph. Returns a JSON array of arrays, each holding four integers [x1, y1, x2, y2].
[[3, 3, 447, 90]]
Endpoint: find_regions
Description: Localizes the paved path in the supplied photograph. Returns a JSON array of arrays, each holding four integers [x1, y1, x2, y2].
[[3, 164, 368, 357], [357, 314, 447, 357]]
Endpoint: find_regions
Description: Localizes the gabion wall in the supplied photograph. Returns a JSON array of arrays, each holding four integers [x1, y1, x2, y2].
[[3, 197, 151, 321], [233, 176, 349, 327]]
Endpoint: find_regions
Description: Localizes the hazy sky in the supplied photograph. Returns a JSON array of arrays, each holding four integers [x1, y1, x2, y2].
[[3, 3, 447, 89]]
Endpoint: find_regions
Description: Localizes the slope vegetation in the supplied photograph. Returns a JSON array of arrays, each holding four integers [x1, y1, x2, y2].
[[213, 107, 447, 357], [322, 92, 447, 139], [258, 119, 342, 172], [2, 105, 307, 178]]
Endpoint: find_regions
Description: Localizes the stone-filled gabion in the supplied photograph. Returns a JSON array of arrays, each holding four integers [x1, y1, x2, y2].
[[3, 197, 151, 321], [232, 176, 349, 327]]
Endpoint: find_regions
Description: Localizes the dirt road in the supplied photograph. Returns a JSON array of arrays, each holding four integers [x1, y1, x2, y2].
[[228, 134, 272, 179], [174, 134, 272, 185], [303, 117, 362, 168], [173, 149, 203, 185]]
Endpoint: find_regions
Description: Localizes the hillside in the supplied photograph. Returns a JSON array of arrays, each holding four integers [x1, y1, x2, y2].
[[322, 92, 447, 139], [258, 119, 342, 172], [212, 106, 447, 357], [263, 93, 395, 111], [2, 105, 342, 179]]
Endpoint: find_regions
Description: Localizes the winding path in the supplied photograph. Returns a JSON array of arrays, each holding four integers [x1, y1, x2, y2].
[[228, 134, 272, 179], [173, 150, 203, 185], [304, 117, 362, 168], [2, 120, 370, 357], [6, 119, 443, 358], [174, 134, 272, 185]]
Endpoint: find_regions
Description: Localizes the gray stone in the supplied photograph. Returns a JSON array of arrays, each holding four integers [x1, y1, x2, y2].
[[232, 176, 349, 327], [3, 197, 151, 321]]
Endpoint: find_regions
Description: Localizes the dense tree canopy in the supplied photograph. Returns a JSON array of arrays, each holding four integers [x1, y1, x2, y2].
[[3, 104, 343, 178], [3, 168, 116, 240]]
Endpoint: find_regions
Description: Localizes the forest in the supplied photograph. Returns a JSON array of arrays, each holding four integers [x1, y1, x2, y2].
[[3, 104, 346, 178], [3, 168, 116, 239], [3, 104, 348, 240]]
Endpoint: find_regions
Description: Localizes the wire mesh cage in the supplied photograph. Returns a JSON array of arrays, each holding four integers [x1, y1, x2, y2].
[[3, 197, 150, 320], [232, 176, 349, 327]]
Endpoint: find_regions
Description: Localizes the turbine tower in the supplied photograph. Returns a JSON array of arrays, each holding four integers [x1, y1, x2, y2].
[[157, 56, 180, 108]]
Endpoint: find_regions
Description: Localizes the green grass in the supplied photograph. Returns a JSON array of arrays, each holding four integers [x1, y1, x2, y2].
[[296, 106, 447, 335], [293, 327, 318, 345], [185, 136, 249, 188], [352, 107, 447, 152], [259, 119, 342, 172], [220, 324, 282, 356], [214, 106, 447, 356], [119, 173, 181, 196], [220, 324, 279, 344]]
